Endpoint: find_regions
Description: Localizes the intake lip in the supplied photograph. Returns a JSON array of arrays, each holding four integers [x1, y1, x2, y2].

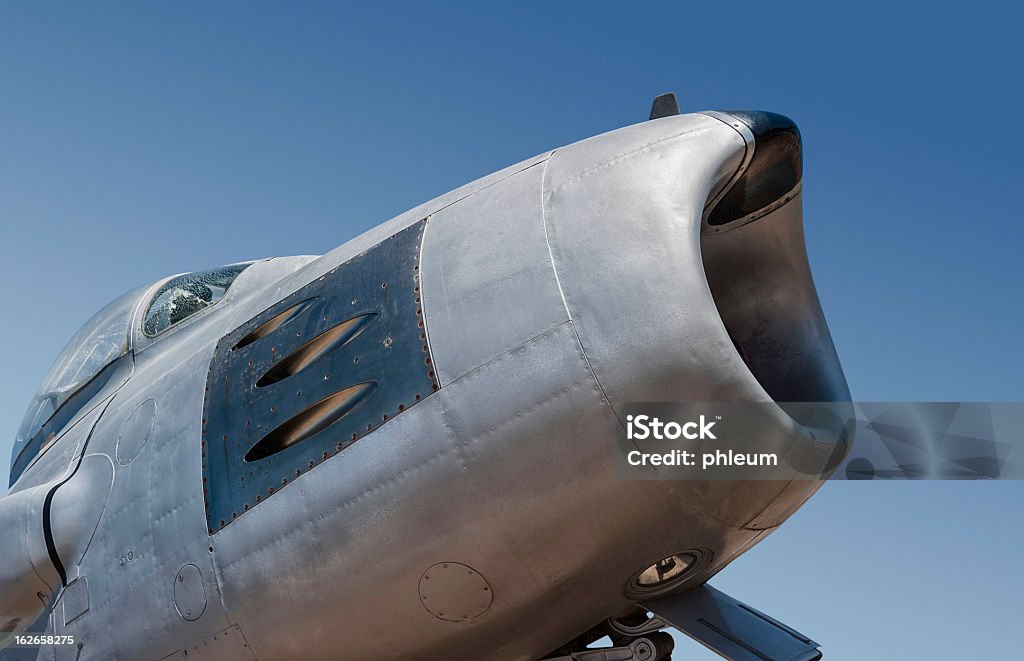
[[706, 110, 802, 227]]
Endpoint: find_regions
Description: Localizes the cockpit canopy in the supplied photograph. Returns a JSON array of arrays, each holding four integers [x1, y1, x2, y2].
[[11, 264, 251, 480], [15, 285, 145, 454], [143, 264, 249, 337]]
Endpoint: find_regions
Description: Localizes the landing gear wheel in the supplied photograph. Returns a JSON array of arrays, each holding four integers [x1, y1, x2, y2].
[[629, 632, 674, 661], [540, 631, 674, 661]]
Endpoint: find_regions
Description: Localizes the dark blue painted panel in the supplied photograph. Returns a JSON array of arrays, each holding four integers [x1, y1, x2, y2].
[[202, 220, 436, 532]]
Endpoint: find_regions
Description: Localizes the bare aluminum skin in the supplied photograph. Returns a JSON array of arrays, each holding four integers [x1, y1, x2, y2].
[[0, 109, 849, 660]]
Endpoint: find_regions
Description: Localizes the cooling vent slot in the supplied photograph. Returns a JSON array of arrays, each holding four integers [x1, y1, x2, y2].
[[255, 313, 376, 388], [202, 217, 435, 532], [233, 299, 318, 350], [244, 382, 377, 462]]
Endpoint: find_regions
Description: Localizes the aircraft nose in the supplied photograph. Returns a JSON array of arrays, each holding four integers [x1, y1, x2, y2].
[[543, 110, 851, 527]]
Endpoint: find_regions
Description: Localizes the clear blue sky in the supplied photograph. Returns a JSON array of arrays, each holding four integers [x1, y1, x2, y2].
[[1, 2, 1021, 658]]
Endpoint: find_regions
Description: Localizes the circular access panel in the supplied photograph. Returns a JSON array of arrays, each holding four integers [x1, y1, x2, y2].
[[173, 564, 207, 621], [418, 562, 493, 622]]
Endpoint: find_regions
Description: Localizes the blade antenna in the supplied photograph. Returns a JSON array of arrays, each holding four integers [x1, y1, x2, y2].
[[649, 92, 680, 120]]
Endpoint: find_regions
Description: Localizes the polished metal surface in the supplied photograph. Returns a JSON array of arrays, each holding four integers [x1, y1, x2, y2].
[[1, 106, 848, 660]]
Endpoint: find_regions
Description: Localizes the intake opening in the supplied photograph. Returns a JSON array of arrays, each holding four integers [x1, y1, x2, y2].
[[256, 313, 376, 387], [244, 382, 378, 462], [232, 299, 318, 351], [701, 111, 850, 408]]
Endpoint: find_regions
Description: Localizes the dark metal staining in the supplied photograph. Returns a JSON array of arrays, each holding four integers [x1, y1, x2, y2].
[[202, 219, 436, 532], [706, 110, 803, 226]]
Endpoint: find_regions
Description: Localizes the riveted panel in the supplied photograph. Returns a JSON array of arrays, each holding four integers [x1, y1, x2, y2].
[[420, 163, 569, 385], [202, 219, 436, 532]]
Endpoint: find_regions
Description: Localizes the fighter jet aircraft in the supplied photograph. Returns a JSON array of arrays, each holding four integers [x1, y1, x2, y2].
[[1, 95, 850, 661]]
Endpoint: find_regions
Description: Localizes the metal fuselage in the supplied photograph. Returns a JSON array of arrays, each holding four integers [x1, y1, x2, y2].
[[2, 110, 849, 660]]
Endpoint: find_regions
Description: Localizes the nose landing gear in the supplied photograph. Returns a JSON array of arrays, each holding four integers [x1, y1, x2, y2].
[[541, 583, 823, 661], [541, 608, 674, 661], [543, 631, 675, 661]]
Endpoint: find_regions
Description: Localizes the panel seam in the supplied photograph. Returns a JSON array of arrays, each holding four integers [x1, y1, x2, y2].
[[539, 153, 623, 428]]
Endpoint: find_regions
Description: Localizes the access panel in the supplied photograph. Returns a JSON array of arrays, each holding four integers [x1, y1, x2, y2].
[[202, 220, 437, 532]]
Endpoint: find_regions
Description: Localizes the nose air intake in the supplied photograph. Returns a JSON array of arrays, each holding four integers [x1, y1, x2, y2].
[[701, 110, 850, 412]]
